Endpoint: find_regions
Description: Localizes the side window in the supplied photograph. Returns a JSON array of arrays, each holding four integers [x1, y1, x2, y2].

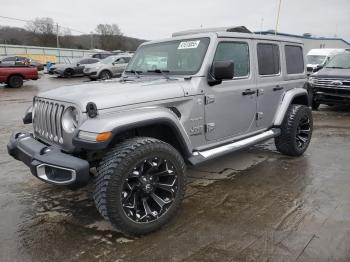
[[124, 57, 131, 63], [213, 42, 250, 77], [285, 45, 304, 74], [257, 43, 280, 75]]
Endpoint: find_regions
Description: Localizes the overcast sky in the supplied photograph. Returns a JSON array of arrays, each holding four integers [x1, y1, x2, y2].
[[1, 0, 349, 42]]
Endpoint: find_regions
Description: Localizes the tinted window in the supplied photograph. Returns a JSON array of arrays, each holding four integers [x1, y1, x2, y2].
[[257, 43, 280, 75], [285, 45, 304, 74], [213, 42, 249, 77]]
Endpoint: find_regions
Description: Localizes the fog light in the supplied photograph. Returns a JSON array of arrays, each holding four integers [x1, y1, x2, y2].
[[36, 164, 76, 185]]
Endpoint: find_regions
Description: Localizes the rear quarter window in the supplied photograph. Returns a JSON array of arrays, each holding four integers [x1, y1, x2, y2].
[[285, 45, 304, 74]]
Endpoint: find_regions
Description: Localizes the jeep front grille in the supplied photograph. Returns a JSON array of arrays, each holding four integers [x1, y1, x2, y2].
[[33, 98, 65, 144]]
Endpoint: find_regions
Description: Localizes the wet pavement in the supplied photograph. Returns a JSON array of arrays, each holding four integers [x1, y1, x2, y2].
[[1, 75, 350, 262]]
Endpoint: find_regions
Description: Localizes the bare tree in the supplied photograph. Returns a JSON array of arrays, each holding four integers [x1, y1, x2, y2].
[[26, 17, 56, 46], [95, 23, 123, 50], [26, 17, 55, 35]]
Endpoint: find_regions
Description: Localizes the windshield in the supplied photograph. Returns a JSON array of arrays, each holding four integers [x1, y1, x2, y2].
[[326, 54, 350, 69], [126, 37, 210, 75], [101, 56, 118, 64], [306, 55, 326, 65]]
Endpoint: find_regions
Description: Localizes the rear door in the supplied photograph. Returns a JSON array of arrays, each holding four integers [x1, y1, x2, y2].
[[255, 41, 284, 129]]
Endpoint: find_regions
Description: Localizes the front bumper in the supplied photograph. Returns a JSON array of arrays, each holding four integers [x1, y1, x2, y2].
[[314, 91, 350, 105], [7, 132, 90, 187], [84, 71, 98, 78]]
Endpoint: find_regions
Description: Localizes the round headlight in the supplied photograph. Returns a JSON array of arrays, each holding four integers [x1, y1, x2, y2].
[[62, 107, 79, 133]]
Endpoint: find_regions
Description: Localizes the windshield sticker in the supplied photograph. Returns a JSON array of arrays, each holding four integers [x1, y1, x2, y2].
[[178, 40, 200, 49]]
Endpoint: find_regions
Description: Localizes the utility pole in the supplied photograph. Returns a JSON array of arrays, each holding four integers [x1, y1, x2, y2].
[[56, 23, 60, 48], [275, 0, 282, 35]]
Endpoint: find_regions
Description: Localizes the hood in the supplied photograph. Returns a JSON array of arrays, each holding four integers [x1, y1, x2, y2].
[[38, 78, 186, 111], [314, 67, 350, 79]]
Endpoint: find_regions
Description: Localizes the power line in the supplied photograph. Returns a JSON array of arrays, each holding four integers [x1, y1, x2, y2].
[[0, 14, 89, 35]]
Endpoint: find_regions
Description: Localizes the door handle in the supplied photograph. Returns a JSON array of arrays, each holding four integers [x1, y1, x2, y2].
[[273, 85, 284, 91], [242, 89, 256, 96]]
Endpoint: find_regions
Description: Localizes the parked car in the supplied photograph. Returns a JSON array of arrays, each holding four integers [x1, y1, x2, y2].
[[309, 51, 350, 109], [0, 56, 30, 66], [30, 60, 44, 71], [8, 27, 312, 236], [0, 65, 38, 88], [306, 49, 345, 75], [84, 54, 132, 80], [91, 52, 115, 59], [0, 56, 45, 71], [50, 58, 100, 77]]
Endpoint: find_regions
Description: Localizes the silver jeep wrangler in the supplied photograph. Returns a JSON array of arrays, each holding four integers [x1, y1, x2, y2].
[[8, 27, 312, 236]]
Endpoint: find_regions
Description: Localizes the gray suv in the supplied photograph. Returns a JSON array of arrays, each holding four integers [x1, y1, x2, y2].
[[84, 54, 132, 80], [8, 27, 312, 236]]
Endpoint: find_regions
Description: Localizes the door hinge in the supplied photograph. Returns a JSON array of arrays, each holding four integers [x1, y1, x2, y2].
[[205, 123, 216, 133], [256, 112, 264, 120], [204, 95, 215, 105]]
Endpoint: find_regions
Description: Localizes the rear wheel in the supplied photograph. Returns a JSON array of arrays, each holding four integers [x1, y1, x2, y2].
[[93, 137, 186, 236], [7, 75, 23, 88], [275, 105, 313, 156], [99, 70, 112, 80]]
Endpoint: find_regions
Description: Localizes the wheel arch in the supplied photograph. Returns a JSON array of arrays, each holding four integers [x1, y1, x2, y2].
[[99, 69, 113, 78], [6, 73, 24, 83], [273, 88, 309, 126], [75, 107, 193, 158]]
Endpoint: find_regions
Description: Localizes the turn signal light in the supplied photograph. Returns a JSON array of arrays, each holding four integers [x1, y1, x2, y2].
[[96, 131, 112, 142]]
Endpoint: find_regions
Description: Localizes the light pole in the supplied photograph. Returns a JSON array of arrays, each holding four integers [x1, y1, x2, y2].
[[275, 0, 282, 35]]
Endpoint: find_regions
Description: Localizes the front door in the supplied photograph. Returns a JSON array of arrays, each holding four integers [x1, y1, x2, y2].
[[205, 40, 257, 141]]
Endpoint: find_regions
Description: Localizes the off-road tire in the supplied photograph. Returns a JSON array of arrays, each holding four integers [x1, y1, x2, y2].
[[275, 104, 313, 156], [7, 75, 23, 88], [93, 137, 186, 236]]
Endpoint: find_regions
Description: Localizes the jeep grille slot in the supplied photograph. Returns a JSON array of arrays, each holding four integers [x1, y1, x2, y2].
[[33, 98, 65, 144]]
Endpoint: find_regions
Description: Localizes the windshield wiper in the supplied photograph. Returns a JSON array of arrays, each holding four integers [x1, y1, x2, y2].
[[326, 66, 347, 69], [147, 69, 170, 80]]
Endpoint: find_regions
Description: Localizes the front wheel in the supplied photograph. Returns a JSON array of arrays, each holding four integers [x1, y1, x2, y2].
[[275, 104, 313, 156], [99, 70, 112, 80], [93, 137, 186, 236]]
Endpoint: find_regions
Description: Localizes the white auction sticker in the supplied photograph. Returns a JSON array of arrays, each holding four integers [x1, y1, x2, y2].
[[178, 40, 200, 49]]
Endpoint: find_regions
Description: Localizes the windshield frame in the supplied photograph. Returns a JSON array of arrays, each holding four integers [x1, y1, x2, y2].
[[125, 37, 211, 76]]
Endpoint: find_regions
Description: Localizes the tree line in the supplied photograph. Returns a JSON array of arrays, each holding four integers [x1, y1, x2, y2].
[[0, 17, 144, 51]]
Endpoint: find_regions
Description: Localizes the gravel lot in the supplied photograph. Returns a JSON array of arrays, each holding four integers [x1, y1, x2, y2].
[[1, 75, 350, 262]]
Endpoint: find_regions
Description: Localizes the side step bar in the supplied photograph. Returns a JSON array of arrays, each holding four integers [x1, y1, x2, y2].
[[188, 129, 280, 165]]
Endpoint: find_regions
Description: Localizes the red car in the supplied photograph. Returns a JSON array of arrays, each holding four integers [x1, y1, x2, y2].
[[0, 66, 39, 88]]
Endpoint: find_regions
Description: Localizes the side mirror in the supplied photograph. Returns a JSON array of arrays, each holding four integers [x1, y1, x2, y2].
[[77, 63, 80, 67], [208, 61, 234, 86]]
